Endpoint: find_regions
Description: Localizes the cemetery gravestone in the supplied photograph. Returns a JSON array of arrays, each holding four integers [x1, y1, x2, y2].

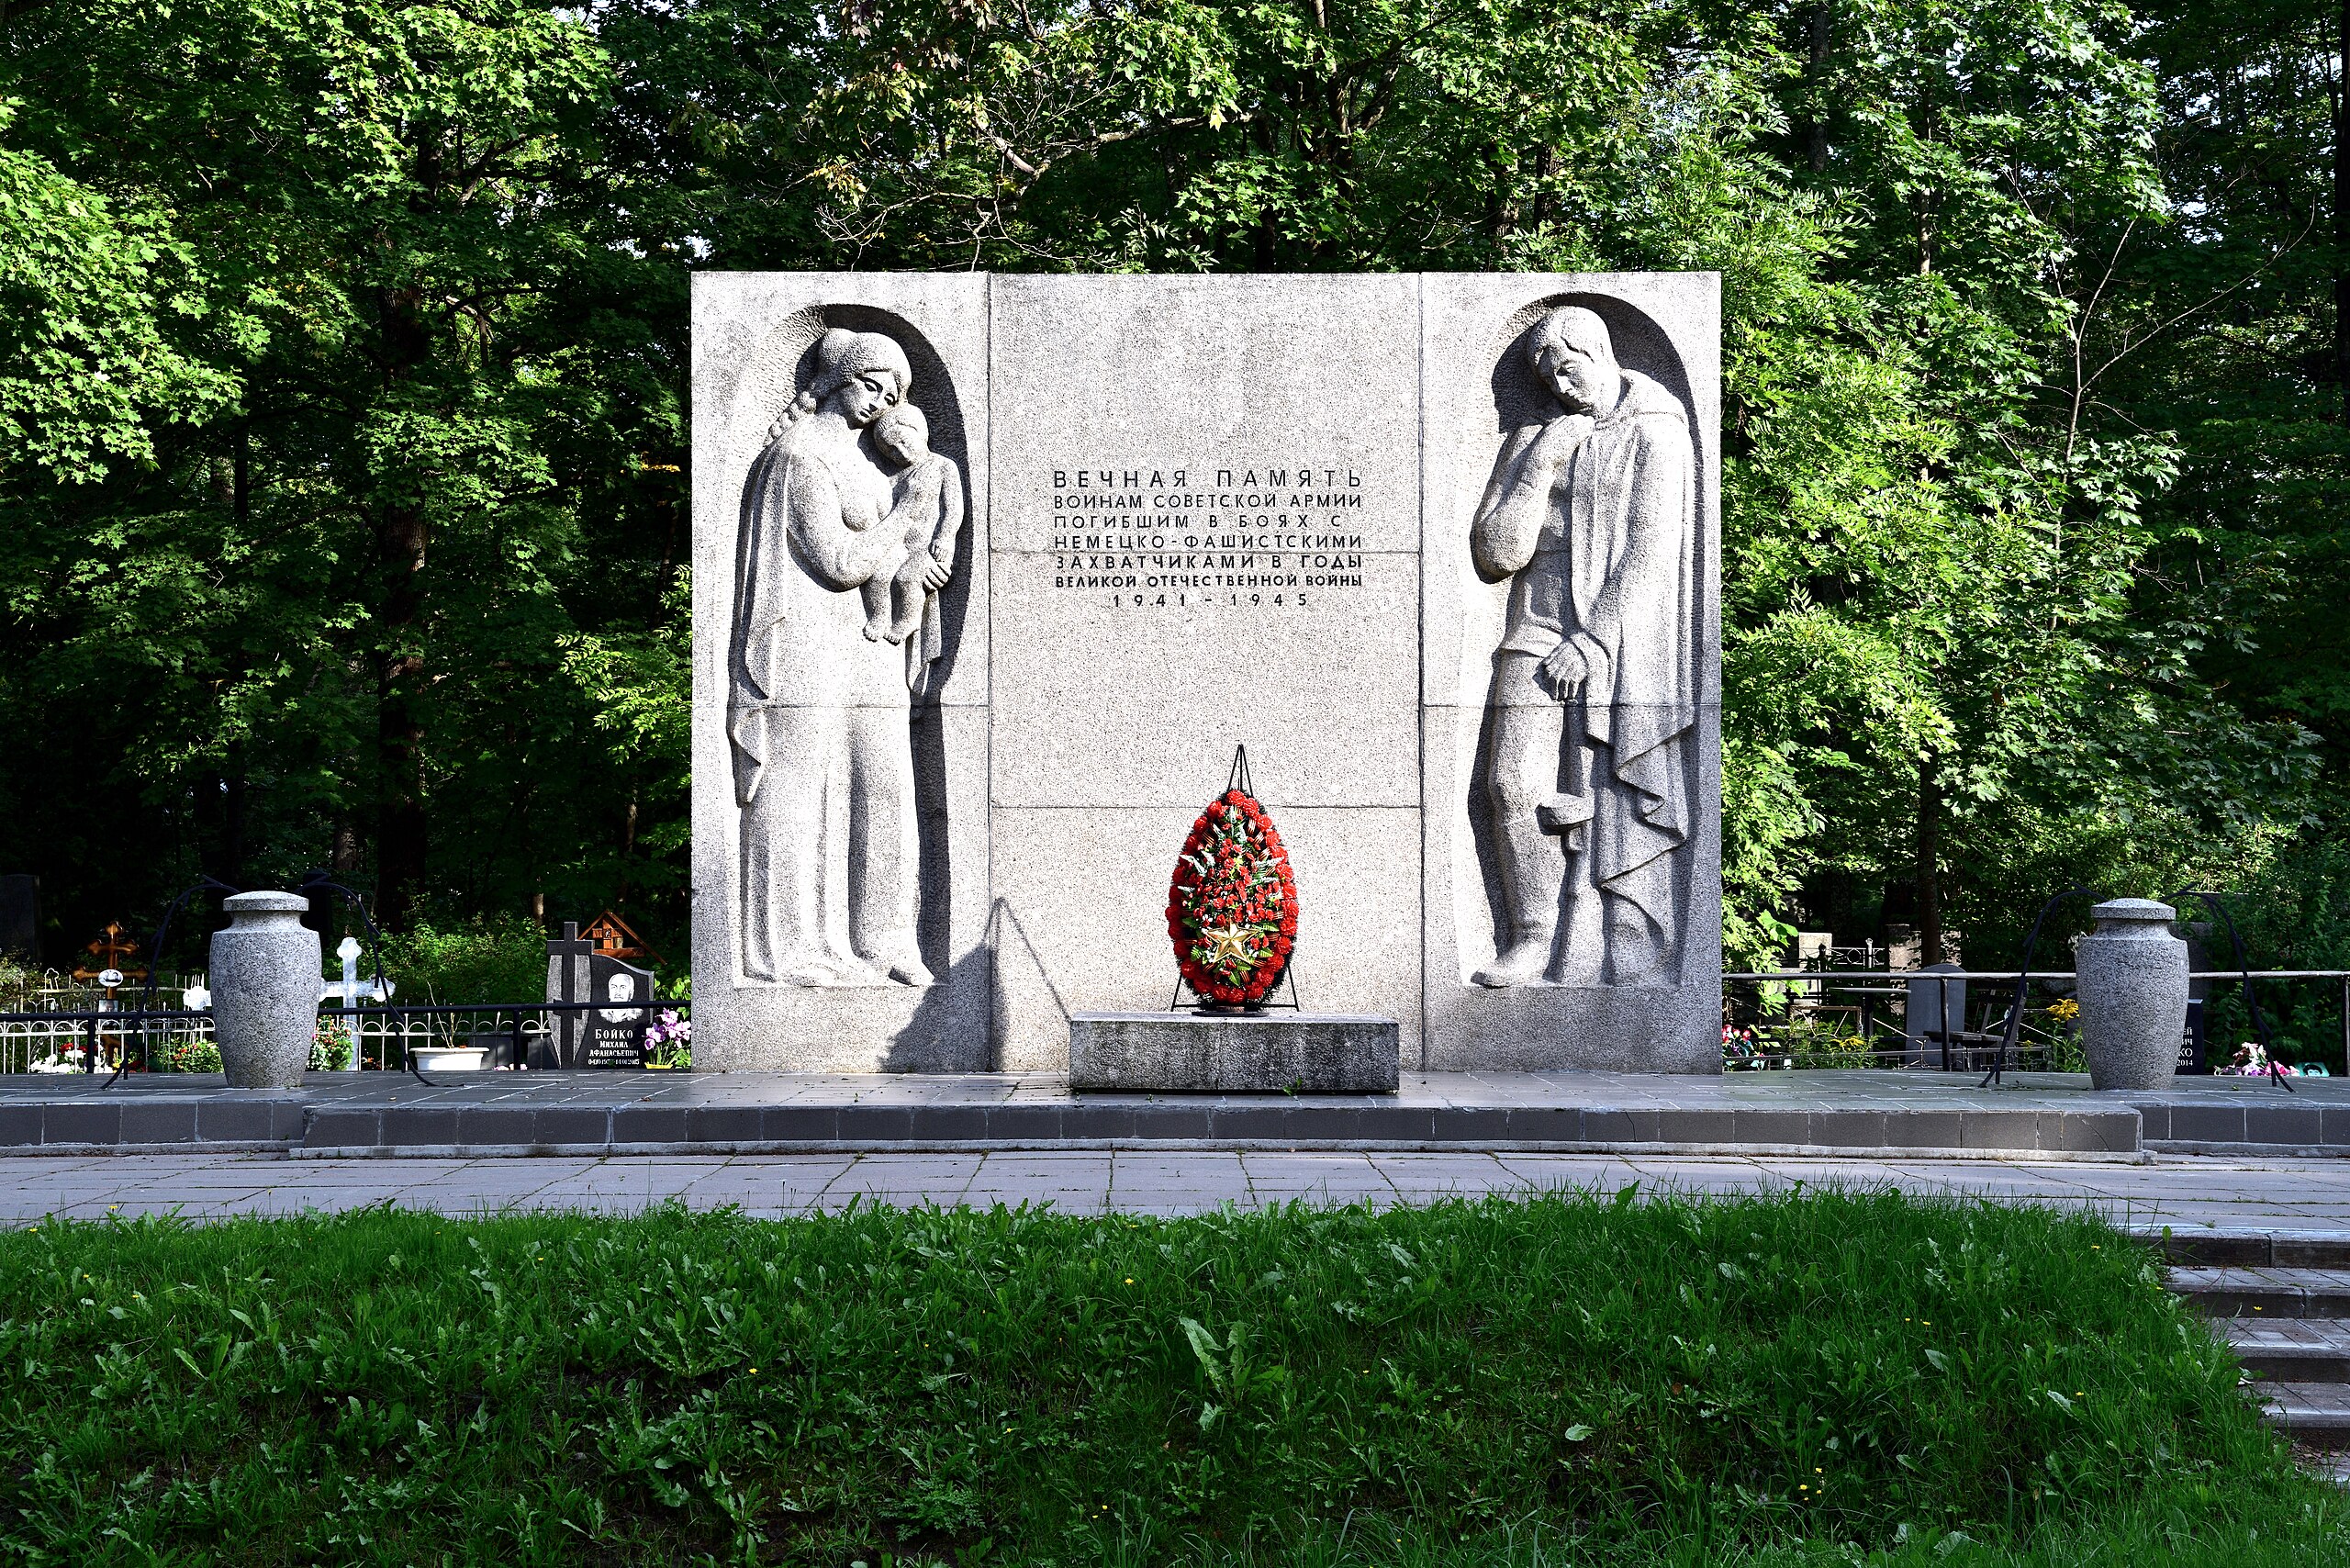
[[692, 274, 1721, 1075], [544, 922, 655, 1069], [0, 874, 35, 961], [578, 957, 656, 1067], [1905, 963, 1968, 1069]]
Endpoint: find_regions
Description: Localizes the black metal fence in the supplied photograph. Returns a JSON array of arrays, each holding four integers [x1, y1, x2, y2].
[[0, 998, 692, 1078], [1724, 969, 2350, 1075]]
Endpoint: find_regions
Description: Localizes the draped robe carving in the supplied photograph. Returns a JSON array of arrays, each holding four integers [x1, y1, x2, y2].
[[1471, 308, 1695, 987], [728, 326, 956, 987]]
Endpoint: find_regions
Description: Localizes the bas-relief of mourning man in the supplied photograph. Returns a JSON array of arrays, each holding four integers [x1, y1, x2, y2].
[[1471, 306, 1695, 988], [729, 326, 957, 988]]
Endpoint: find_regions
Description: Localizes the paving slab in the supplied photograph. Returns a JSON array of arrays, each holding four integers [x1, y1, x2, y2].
[[26, 1064, 2349, 1159], [15, 1149, 2350, 1228]]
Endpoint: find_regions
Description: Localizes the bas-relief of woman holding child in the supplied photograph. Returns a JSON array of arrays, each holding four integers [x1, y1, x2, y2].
[[728, 326, 965, 988]]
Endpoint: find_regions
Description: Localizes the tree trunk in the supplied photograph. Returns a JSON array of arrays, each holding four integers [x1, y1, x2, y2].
[[215, 429, 252, 891], [614, 794, 640, 909], [375, 526, 429, 929], [219, 746, 246, 890], [1801, 5, 1830, 174], [1917, 755, 1945, 966], [2335, 0, 2349, 421], [372, 284, 432, 929]]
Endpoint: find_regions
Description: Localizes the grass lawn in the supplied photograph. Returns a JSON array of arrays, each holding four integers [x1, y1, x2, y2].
[[0, 1189, 2338, 1565]]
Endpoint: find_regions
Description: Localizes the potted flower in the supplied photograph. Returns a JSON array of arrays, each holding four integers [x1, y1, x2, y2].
[[409, 1040, 489, 1071]]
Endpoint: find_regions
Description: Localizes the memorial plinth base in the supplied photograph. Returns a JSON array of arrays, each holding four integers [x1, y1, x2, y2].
[[1069, 1012, 1400, 1094]]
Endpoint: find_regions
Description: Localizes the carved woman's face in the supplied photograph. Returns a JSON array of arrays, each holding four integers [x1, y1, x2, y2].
[[833, 369, 904, 429], [1539, 338, 1617, 416]]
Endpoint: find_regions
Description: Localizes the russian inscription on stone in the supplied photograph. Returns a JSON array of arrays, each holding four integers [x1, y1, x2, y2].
[[544, 921, 655, 1068]]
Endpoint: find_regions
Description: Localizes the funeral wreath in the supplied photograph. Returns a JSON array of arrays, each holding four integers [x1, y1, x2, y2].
[[1167, 788, 1298, 1008]]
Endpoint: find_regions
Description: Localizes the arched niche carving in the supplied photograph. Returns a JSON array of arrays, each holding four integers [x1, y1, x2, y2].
[[1460, 292, 1701, 989], [726, 307, 968, 987]]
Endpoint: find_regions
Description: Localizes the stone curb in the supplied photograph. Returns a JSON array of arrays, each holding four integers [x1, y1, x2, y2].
[[2146, 1140, 2350, 1160], [270, 1138, 2151, 1163], [0, 1092, 2144, 1160], [0, 1141, 297, 1159]]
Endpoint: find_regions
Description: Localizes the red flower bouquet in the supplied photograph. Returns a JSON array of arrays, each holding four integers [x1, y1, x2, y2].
[[1166, 787, 1298, 1008]]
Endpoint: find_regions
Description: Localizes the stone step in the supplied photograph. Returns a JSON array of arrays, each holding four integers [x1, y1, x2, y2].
[[0, 1072, 2148, 1158], [2298, 1449, 2350, 1484], [2223, 1318, 2350, 1382], [2145, 1238, 2350, 1481], [2168, 1267, 2350, 1319], [2123, 1226, 2350, 1271], [2257, 1383, 2350, 1450]]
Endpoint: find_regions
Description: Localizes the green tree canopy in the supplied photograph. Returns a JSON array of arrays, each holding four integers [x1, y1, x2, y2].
[[0, 0, 2339, 980]]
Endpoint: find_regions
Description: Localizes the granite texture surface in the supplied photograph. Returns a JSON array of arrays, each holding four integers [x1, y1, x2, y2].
[[208, 893, 320, 1090], [9, 1068, 2350, 1159], [989, 804, 1421, 1070], [1069, 1013, 1402, 1093], [2078, 899, 2190, 1090], [1418, 274, 1722, 1071], [0, 1069, 2208, 1158], [692, 274, 991, 1070], [695, 273, 1719, 1072]]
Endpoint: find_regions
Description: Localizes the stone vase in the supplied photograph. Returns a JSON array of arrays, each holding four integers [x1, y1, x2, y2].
[[2076, 898, 2188, 1091], [209, 891, 320, 1089]]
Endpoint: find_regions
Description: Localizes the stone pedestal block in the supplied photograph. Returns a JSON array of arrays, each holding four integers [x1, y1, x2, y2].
[[208, 892, 319, 1090], [1069, 1013, 1401, 1093]]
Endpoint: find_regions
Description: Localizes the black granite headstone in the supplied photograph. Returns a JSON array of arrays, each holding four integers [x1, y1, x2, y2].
[[0, 875, 36, 960], [543, 922, 652, 1068], [579, 954, 656, 1068], [2177, 997, 2208, 1075]]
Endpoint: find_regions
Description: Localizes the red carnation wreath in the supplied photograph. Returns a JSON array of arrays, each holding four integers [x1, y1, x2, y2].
[[1166, 787, 1299, 1008]]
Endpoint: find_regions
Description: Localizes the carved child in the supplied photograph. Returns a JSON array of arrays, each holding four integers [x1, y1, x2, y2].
[[856, 406, 962, 644]]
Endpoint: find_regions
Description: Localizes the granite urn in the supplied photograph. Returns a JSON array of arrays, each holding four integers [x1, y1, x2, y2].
[[2076, 898, 2189, 1091], [208, 891, 321, 1090]]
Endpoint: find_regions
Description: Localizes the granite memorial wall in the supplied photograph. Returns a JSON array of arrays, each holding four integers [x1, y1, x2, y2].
[[691, 273, 1721, 1074]]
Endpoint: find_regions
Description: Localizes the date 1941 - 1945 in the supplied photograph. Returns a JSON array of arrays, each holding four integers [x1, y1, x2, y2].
[[1084, 590, 1323, 609]]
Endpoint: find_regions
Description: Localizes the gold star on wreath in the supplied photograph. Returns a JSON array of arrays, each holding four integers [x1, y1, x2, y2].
[[1200, 924, 1258, 972]]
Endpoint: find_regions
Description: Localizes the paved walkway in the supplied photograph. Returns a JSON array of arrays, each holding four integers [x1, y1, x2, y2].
[[15, 1067, 2344, 1157], [8, 1149, 2350, 1230]]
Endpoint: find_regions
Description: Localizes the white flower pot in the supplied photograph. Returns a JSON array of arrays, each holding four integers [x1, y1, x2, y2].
[[208, 892, 320, 1090], [411, 1046, 488, 1071]]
